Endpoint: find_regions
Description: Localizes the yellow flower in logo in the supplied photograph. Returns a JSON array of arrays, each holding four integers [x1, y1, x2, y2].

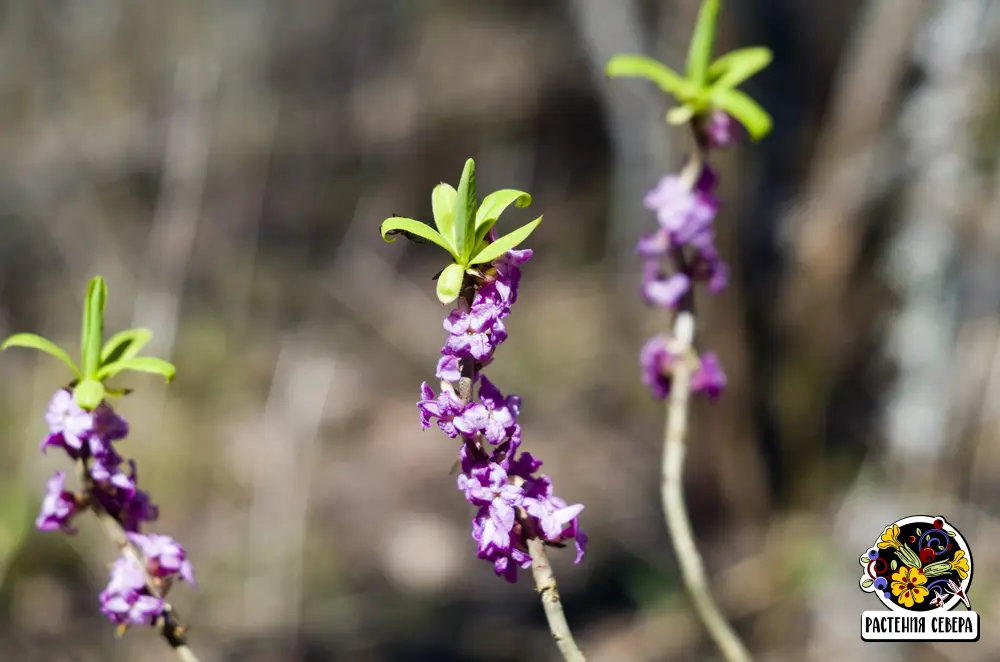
[[878, 524, 902, 550], [891, 566, 929, 608], [950, 550, 970, 580]]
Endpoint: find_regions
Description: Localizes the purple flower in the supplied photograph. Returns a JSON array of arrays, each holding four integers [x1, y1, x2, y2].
[[94, 461, 159, 533], [89, 447, 136, 495], [509, 450, 543, 479], [118, 487, 159, 533], [691, 352, 726, 401], [128, 533, 196, 586], [99, 555, 163, 626], [690, 243, 729, 294], [489, 248, 532, 306], [641, 262, 690, 309], [41, 389, 94, 453], [574, 531, 588, 564], [704, 110, 740, 149], [465, 464, 523, 554], [636, 229, 671, 258], [524, 494, 585, 542], [443, 308, 496, 361], [435, 355, 462, 382], [417, 382, 466, 438], [643, 175, 718, 247], [90, 403, 129, 442], [639, 336, 676, 400], [35, 471, 79, 534], [494, 547, 533, 583], [453, 376, 519, 444]]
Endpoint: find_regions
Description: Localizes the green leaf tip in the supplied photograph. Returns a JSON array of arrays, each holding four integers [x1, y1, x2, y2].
[[74, 378, 105, 411], [708, 46, 772, 90], [81, 276, 108, 378], [431, 183, 458, 252], [686, 0, 721, 86], [1, 333, 81, 377], [101, 328, 153, 366], [605, 55, 697, 101], [436, 262, 466, 304], [97, 356, 177, 383], [453, 158, 478, 262], [712, 87, 772, 140], [470, 216, 542, 265], [380, 216, 457, 258]]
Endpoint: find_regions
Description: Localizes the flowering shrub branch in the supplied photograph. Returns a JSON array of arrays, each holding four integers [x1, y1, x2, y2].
[[382, 159, 587, 661], [5, 276, 199, 662], [607, 1, 772, 661]]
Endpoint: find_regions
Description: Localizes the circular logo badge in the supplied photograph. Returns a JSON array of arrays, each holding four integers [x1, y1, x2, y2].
[[859, 515, 972, 612]]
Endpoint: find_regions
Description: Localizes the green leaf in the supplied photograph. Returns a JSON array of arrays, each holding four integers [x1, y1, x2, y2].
[[711, 87, 772, 140], [435, 263, 465, 304], [100, 328, 153, 366], [685, 0, 721, 86], [708, 46, 772, 90], [380, 217, 458, 259], [469, 216, 542, 265], [1, 333, 81, 377], [476, 189, 531, 230], [74, 378, 105, 410], [862, 578, 874, 589], [453, 159, 477, 262], [473, 217, 499, 255], [890, 559, 898, 571], [80, 276, 107, 378], [666, 105, 696, 125], [916, 528, 922, 536], [947, 531, 957, 537], [431, 183, 457, 252], [96, 356, 176, 383], [605, 55, 697, 100]]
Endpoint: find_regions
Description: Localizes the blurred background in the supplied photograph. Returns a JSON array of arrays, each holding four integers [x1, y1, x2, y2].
[[0, 0, 998, 660]]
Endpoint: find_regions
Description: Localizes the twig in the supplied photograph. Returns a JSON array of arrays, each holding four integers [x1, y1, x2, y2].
[[77, 461, 200, 662], [662, 311, 751, 662], [527, 537, 586, 662]]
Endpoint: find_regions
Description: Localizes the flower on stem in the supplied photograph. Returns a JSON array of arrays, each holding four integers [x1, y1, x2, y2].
[[100, 555, 164, 626], [42, 389, 95, 453], [703, 110, 741, 149], [36, 471, 80, 534], [643, 174, 718, 248], [640, 336, 726, 401], [128, 533, 197, 586], [34, 389, 192, 626], [417, 382, 466, 438], [408, 230, 585, 584], [454, 376, 520, 445]]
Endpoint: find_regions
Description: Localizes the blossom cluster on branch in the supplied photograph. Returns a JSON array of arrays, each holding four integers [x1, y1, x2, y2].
[[417, 239, 586, 582], [38, 388, 195, 627], [638, 110, 738, 402]]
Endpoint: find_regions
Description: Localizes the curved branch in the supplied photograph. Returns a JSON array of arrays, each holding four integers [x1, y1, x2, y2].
[[662, 311, 751, 662]]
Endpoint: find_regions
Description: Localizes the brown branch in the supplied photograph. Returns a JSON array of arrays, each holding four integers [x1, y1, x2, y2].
[[528, 537, 586, 662], [661, 311, 751, 662]]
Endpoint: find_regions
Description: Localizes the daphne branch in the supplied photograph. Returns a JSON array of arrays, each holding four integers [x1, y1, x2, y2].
[[528, 537, 586, 662], [662, 311, 751, 662], [77, 461, 200, 662]]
